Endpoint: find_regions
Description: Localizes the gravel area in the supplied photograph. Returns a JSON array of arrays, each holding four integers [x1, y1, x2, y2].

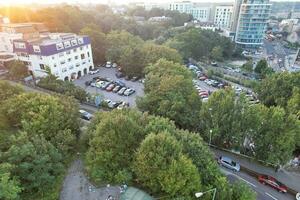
[[60, 159, 121, 200], [73, 67, 144, 107]]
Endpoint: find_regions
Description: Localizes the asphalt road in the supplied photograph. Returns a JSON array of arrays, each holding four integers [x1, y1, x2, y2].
[[221, 168, 295, 200]]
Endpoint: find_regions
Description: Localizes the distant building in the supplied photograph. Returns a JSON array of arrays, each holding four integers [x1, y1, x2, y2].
[[234, 0, 272, 49], [188, 21, 216, 31], [214, 5, 233, 29], [0, 23, 48, 53], [168, 1, 212, 22], [13, 33, 94, 81]]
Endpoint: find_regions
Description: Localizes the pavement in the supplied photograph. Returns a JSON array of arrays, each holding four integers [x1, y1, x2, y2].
[[73, 67, 144, 107], [223, 168, 295, 200], [213, 148, 300, 195]]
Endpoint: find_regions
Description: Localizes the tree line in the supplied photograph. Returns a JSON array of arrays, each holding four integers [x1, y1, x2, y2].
[[138, 59, 300, 165], [84, 109, 256, 200], [0, 80, 80, 200]]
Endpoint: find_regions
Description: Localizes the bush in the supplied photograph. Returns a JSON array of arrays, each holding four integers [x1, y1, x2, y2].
[[37, 76, 87, 102]]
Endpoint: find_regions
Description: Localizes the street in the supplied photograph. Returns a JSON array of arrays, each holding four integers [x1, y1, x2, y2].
[[222, 168, 295, 200]]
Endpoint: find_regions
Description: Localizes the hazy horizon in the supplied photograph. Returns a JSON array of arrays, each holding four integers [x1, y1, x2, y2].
[[1, 0, 300, 6]]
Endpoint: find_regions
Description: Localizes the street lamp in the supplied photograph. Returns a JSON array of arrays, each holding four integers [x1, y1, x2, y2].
[[195, 188, 217, 200], [209, 129, 212, 146], [209, 107, 213, 146]]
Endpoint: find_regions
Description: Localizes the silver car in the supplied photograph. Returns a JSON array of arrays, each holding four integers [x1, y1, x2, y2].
[[218, 156, 240, 172]]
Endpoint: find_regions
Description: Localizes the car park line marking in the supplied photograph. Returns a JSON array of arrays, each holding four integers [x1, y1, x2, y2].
[[265, 192, 278, 200]]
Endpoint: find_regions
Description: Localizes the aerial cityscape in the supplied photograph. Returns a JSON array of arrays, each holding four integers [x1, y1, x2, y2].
[[0, 0, 299, 200]]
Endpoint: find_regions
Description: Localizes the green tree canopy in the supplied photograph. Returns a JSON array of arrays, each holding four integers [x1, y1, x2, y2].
[[85, 110, 149, 184], [211, 46, 223, 61], [0, 163, 22, 200], [254, 59, 274, 78], [256, 72, 300, 107], [0, 81, 23, 103], [133, 132, 201, 199], [137, 59, 202, 130]]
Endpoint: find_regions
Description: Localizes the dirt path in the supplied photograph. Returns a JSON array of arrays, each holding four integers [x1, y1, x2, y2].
[[60, 159, 120, 200]]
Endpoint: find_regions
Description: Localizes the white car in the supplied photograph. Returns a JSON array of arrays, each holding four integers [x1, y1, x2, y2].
[[105, 61, 112, 68], [296, 193, 300, 200]]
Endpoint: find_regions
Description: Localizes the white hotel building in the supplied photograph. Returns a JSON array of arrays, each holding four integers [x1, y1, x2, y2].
[[13, 33, 94, 81], [214, 5, 234, 29]]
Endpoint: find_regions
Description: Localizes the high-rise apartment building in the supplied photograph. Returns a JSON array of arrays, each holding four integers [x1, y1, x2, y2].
[[234, 0, 272, 48], [214, 5, 234, 29]]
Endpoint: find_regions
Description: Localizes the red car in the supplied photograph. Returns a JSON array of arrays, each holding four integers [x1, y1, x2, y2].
[[258, 175, 287, 193], [106, 84, 115, 92], [199, 76, 207, 81]]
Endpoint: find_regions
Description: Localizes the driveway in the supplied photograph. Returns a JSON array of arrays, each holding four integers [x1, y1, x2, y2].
[[60, 159, 121, 200], [74, 67, 144, 107]]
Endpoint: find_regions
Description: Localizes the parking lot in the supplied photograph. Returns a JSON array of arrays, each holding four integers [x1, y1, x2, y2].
[[73, 67, 144, 108]]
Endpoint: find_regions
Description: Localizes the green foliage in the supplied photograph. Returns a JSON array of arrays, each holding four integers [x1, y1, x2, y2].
[[211, 46, 223, 61], [256, 72, 300, 107], [37, 75, 87, 102], [254, 59, 274, 78], [241, 59, 253, 72], [199, 89, 247, 149], [133, 132, 201, 199], [80, 24, 107, 64], [166, 28, 235, 60], [0, 163, 22, 200], [85, 110, 149, 184], [231, 181, 256, 200], [0, 80, 23, 103], [243, 104, 299, 164], [7, 60, 28, 80], [1, 93, 79, 153], [1, 133, 64, 193], [120, 46, 145, 77], [137, 59, 202, 130]]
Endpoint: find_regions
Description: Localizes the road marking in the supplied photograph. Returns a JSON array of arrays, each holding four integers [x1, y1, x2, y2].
[[238, 176, 257, 188], [265, 192, 278, 200]]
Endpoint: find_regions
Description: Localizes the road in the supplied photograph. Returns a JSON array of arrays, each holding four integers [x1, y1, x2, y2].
[[222, 168, 295, 200]]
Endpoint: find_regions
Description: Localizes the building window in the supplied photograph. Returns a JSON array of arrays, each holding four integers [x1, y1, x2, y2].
[[40, 64, 45, 70], [69, 66, 74, 70], [81, 53, 85, 60], [75, 56, 78, 60], [54, 64, 57, 67], [66, 51, 71, 55], [62, 68, 67, 72], [87, 52, 90, 57], [68, 58, 72, 62], [60, 60, 66, 65], [80, 47, 83, 51], [73, 48, 77, 53], [52, 56, 55, 60], [59, 52, 64, 57], [76, 63, 80, 67]]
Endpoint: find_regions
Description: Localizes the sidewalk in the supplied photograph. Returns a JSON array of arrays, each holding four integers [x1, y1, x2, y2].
[[212, 148, 300, 193]]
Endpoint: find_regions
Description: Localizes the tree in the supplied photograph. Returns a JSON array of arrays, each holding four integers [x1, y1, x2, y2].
[[133, 132, 201, 199], [256, 72, 300, 107], [120, 46, 145, 77], [244, 104, 298, 164], [199, 89, 248, 149], [1, 133, 64, 193], [106, 30, 143, 63], [80, 24, 107, 64], [254, 59, 274, 78], [85, 110, 149, 184], [0, 163, 22, 200], [231, 181, 256, 200], [241, 59, 253, 72], [7, 60, 28, 80], [137, 59, 202, 130], [0, 80, 23, 102], [1, 93, 79, 153], [211, 46, 223, 61]]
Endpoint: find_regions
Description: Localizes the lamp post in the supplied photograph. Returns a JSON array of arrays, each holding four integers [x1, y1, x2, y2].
[[209, 107, 213, 146], [209, 129, 212, 146], [195, 188, 217, 200]]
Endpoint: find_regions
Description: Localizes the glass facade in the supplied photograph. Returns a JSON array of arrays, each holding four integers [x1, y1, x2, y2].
[[235, 0, 271, 48]]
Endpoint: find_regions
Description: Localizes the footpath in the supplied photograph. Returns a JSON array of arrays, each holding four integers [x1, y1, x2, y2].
[[212, 148, 300, 194]]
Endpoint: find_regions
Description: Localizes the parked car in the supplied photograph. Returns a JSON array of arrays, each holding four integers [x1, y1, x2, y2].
[[95, 81, 105, 88], [105, 61, 112, 68], [115, 80, 126, 87], [296, 192, 300, 200], [113, 85, 121, 93], [115, 72, 124, 78], [106, 84, 115, 92], [112, 63, 118, 68], [108, 101, 122, 109], [211, 61, 218, 66], [218, 156, 240, 172], [124, 88, 135, 96], [101, 82, 111, 90], [118, 87, 127, 95], [90, 82, 96, 87], [199, 76, 207, 81], [79, 110, 93, 121], [117, 102, 130, 110], [258, 175, 287, 193], [131, 76, 139, 82], [202, 97, 209, 102], [85, 81, 92, 86]]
